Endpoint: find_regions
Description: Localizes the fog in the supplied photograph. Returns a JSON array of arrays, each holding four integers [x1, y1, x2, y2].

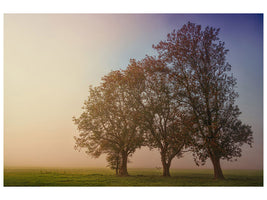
[[4, 14, 263, 170]]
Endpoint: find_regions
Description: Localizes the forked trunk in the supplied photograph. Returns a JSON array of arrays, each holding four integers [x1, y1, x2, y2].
[[161, 152, 171, 177], [211, 156, 225, 180], [162, 163, 171, 177], [119, 151, 128, 176]]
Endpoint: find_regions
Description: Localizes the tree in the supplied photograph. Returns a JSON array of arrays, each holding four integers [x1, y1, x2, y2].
[[73, 70, 144, 176], [153, 22, 253, 179], [106, 151, 121, 175], [125, 58, 187, 177]]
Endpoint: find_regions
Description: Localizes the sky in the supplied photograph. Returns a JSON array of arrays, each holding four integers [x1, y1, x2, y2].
[[4, 14, 263, 170]]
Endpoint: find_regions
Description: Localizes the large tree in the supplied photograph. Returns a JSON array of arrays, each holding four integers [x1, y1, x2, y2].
[[153, 22, 253, 179], [73, 70, 144, 176], [125, 58, 187, 177]]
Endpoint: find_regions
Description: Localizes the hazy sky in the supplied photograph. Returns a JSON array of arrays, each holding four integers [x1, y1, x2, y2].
[[4, 14, 263, 169]]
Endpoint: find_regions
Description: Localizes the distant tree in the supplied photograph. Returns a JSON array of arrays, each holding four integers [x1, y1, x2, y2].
[[106, 151, 121, 175], [73, 70, 144, 176], [153, 22, 253, 179], [125, 58, 187, 177]]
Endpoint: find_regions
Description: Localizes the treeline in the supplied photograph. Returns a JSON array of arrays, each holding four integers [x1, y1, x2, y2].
[[73, 22, 253, 180]]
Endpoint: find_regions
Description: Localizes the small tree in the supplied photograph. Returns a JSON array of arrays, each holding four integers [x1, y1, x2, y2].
[[106, 151, 121, 175], [73, 70, 144, 176], [153, 22, 253, 179], [125, 58, 186, 177]]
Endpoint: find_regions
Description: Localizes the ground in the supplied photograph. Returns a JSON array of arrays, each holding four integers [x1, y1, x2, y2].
[[4, 167, 263, 186]]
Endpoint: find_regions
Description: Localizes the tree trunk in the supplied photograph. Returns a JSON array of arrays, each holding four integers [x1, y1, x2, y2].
[[115, 157, 119, 175], [162, 162, 171, 177], [161, 152, 171, 177], [115, 165, 118, 175], [119, 151, 128, 176], [211, 156, 225, 180]]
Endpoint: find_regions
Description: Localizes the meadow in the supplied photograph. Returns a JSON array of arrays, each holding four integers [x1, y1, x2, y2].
[[4, 167, 263, 186]]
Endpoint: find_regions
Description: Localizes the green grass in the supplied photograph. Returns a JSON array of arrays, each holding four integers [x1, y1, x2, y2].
[[4, 167, 263, 186]]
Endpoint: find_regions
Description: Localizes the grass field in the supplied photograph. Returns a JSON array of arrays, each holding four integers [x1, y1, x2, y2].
[[4, 167, 263, 186]]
